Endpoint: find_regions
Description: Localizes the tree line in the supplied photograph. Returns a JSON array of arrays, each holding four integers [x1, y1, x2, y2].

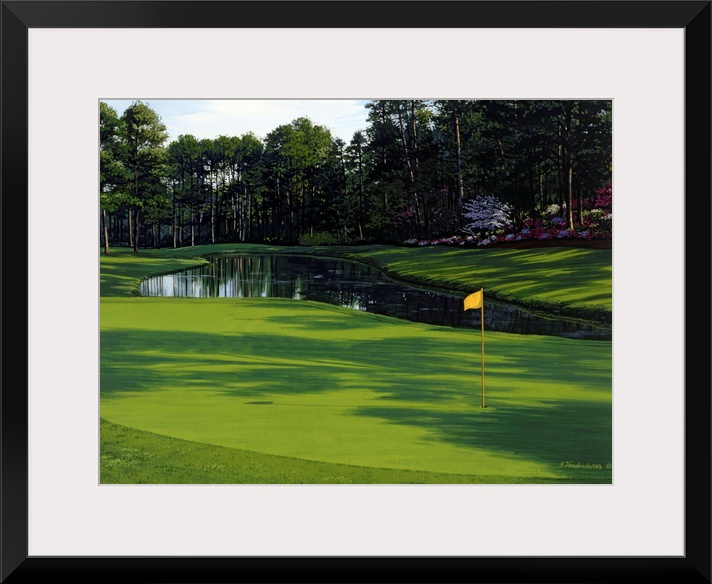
[[100, 99, 612, 253]]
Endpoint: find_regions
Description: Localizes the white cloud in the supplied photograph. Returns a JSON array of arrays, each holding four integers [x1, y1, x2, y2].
[[102, 99, 370, 144]]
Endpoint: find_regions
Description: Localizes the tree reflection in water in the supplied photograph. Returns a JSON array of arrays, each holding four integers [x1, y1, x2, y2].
[[138, 254, 611, 340]]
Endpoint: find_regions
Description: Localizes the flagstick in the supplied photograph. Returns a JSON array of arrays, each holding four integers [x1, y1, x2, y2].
[[480, 297, 486, 408], [464, 288, 486, 409]]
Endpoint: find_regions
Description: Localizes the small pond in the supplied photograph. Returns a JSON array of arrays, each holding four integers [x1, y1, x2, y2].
[[138, 254, 611, 340]]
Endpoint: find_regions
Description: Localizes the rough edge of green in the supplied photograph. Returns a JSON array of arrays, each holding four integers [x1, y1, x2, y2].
[[100, 418, 610, 485]]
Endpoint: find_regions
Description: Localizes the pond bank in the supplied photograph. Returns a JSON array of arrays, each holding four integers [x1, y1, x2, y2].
[[102, 242, 613, 328]]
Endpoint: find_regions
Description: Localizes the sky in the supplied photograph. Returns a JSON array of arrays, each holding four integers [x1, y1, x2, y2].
[[102, 99, 371, 145]]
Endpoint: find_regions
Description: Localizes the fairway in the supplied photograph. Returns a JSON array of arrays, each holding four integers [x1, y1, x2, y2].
[[100, 279, 612, 483]]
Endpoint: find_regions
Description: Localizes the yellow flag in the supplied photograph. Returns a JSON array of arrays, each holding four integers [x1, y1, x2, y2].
[[464, 289, 483, 311]]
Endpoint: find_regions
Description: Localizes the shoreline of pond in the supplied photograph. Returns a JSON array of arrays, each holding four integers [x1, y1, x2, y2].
[[203, 248, 612, 331], [105, 243, 611, 331], [138, 251, 611, 339]]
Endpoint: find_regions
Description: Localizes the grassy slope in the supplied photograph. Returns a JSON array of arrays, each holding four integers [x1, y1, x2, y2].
[[341, 245, 612, 323], [100, 244, 612, 484]]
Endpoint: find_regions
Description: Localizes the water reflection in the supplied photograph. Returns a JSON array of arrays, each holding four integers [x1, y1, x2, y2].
[[138, 254, 611, 340]]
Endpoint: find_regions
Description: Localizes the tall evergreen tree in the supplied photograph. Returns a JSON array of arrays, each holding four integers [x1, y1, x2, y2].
[[120, 102, 169, 254], [99, 102, 127, 254]]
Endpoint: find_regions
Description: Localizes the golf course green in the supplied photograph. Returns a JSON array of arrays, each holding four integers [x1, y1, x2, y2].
[[100, 243, 612, 484]]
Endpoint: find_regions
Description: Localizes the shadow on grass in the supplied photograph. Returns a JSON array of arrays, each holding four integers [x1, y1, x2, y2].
[[102, 325, 609, 400], [101, 328, 467, 401], [101, 324, 611, 480], [354, 400, 611, 475]]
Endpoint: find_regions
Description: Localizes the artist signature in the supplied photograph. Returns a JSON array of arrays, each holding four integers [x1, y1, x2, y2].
[[559, 461, 612, 470]]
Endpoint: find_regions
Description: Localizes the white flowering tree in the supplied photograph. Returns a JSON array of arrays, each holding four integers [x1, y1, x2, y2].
[[461, 195, 514, 237]]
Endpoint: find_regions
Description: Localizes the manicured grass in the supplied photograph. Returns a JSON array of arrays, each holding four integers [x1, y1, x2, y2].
[[100, 243, 611, 484], [341, 244, 612, 324], [100, 418, 606, 484], [101, 242, 612, 323]]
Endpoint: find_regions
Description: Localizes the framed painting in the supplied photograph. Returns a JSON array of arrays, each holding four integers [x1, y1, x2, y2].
[[2, 1, 709, 582]]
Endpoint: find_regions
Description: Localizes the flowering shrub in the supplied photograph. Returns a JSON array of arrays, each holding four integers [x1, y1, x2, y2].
[[589, 208, 607, 220], [402, 184, 612, 247], [462, 195, 514, 236], [477, 235, 499, 246], [404, 224, 610, 247], [544, 204, 561, 217], [586, 208, 612, 234], [594, 183, 613, 211], [405, 235, 469, 247]]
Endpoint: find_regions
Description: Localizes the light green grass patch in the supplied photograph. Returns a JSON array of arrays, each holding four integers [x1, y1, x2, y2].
[[101, 296, 611, 482]]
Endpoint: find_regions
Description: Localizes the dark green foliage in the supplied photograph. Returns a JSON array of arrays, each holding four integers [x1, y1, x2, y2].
[[100, 100, 612, 248]]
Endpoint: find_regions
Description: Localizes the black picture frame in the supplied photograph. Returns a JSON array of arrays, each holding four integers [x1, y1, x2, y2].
[[2, 1, 709, 582]]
